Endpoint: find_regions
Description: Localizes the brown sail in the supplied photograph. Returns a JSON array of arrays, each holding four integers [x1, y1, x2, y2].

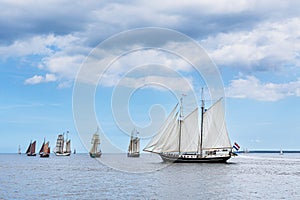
[[40, 140, 50, 158], [26, 140, 36, 156]]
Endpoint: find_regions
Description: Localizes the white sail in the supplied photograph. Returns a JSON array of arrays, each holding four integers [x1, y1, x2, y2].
[[55, 134, 64, 153], [90, 133, 100, 154], [128, 128, 140, 154], [65, 140, 71, 153], [143, 104, 179, 152], [144, 98, 231, 153], [180, 108, 201, 152], [145, 111, 180, 153], [202, 98, 231, 149]]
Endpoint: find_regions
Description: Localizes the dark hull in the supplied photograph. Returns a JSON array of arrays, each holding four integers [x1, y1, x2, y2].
[[160, 153, 231, 163], [90, 152, 101, 158], [40, 154, 50, 158], [27, 153, 36, 156], [127, 153, 140, 157]]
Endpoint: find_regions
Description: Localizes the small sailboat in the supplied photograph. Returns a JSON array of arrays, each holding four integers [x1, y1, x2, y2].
[[54, 132, 71, 156], [26, 140, 36, 156], [144, 94, 233, 163], [39, 139, 50, 158], [18, 145, 21, 155], [280, 149, 283, 155], [89, 128, 101, 158], [128, 128, 140, 157]]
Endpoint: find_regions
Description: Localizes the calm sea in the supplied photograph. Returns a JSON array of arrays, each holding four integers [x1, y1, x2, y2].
[[0, 153, 299, 199]]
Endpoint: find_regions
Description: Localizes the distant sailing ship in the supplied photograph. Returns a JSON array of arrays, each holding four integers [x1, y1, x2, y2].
[[54, 132, 71, 156], [128, 128, 140, 157], [18, 145, 21, 155], [280, 149, 284, 155], [144, 95, 233, 163], [26, 140, 36, 156], [39, 139, 50, 158], [89, 128, 101, 158]]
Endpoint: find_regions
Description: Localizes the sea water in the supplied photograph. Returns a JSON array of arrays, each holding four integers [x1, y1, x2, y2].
[[0, 153, 299, 199]]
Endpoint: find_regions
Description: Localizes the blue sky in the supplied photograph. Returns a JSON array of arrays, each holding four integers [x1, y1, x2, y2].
[[1, 0, 300, 153]]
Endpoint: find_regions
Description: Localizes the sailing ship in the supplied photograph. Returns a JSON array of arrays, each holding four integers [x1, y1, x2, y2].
[[89, 128, 101, 158], [143, 96, 233, 163], [39, 139, 50, 158], [26, 140, 36, 156], [54, 132, 71, 156], [280, 149, 283, 155], [128, 128, 140, 157], [18, 145, 21, 155]]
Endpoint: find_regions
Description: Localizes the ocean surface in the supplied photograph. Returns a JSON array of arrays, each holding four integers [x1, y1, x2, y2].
[[0, 153, 299, 199]]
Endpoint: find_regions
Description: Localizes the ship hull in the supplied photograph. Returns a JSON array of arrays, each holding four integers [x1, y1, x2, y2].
[[40, 154, 50, 158], [54, 152, 71, 156], [127, 152, 140, 157], [90, 152, 101, 158], [27, 153, 36, 156], [159, 153, 231, 163]]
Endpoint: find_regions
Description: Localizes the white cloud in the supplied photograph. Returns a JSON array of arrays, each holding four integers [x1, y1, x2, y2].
[[201, 17, 300, 71], [24, 73, 57, 85], [226, 76, 300, 101], [40, 54, 86, 79], [1, 0, 300, 96], [0, 34, 80, 58]]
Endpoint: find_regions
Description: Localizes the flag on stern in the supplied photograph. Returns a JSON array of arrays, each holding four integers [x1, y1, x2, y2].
[[233, 142, 240, 151]]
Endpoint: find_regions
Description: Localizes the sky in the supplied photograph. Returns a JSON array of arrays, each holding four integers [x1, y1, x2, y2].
[[1, 0, 300, 153]]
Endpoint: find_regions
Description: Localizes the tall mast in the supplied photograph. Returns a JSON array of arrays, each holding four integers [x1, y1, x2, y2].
[[178, 97, 183, 154], [200, 88, 204, 157]]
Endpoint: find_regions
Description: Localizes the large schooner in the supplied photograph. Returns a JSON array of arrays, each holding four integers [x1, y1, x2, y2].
[[89, 128, 101, 158], [39, 139, 50, 158], [143, 96, 233, 163], [26, 140, 36, 156], [54, 132, 71, 156], [127, 128, 140, 157]]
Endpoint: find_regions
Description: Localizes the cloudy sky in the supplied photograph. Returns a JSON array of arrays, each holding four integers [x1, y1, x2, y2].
[[1, 0, 300, 153]]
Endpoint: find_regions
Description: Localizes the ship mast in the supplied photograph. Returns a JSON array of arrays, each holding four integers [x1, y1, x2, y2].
[[178, 97, 183, 155], [199, 88, 204, 157]]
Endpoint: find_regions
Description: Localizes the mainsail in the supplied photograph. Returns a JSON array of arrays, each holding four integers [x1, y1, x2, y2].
[[26, 140, 36, 156], [55, 134, 64, 154], [89, 128, 101, 158], [40, 140, 50, 157], [202, 99, 231, 150], [144, 98, 232, 157], [128, 128, 140, 157], [143, 104, 179, 153], [90, 133, 100, 154], [54, 133, 71, 156], [65, 140, 71, 154]]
